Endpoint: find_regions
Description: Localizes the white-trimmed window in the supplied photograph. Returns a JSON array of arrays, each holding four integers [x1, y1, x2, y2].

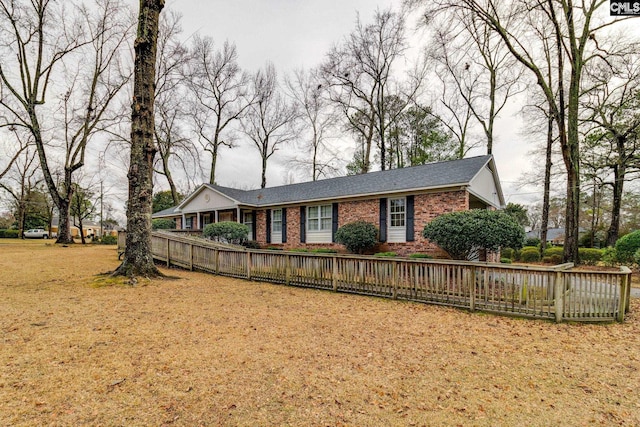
[[306, 204, 332, 243], [243, 212, 253, 240], [272, 209, 282, 232], [308, 205, 332, 231], [388, 198, 406, 242]]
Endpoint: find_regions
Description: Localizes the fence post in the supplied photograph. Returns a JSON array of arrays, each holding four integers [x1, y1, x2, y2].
[[469, 266, 476, 312], [286, 254, 291, 286], [392, 260, 398, 299], [166, 237, 170, 267], [247, 251, 252, 280], [332, 256, 338, 292], [618, 270, 629, 322], [554, 271, 564, 323], [189, 243, 193, 271], [215, 249, 219, 274]]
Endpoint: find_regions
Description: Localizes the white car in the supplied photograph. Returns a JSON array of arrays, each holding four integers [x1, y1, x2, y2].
[[23, 228, 49, 239]]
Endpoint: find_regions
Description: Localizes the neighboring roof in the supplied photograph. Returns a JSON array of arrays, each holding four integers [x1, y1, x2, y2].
[[527, 227, 587, 242], [206, 155, 498, 207], [153, 206, 180, 217]]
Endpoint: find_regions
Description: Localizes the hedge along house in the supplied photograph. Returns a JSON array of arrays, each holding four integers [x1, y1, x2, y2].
[[152, 155, 505, 257]]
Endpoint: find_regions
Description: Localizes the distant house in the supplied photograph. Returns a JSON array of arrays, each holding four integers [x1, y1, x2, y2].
[[526, 227, 587, 245], [153, 155, 505, 258], [50, 217, 118, 239]]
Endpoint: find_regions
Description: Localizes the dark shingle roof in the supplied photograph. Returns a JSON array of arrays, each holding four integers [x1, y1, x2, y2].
[[153, 206, 180, 217], [209, 155, 493, 207]]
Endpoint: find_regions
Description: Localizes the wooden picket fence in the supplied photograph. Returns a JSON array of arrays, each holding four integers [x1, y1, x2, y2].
[[118, 231, 632, 322]]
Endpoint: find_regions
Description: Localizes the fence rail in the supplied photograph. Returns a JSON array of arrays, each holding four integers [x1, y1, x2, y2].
[[118, 232, 631, 322]]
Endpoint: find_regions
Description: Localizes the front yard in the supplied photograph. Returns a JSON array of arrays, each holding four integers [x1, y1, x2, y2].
[[1, 240, 639, 426]]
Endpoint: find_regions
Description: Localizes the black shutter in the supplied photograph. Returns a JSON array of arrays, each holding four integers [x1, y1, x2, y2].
[[266, 210, 271, 244], [300, 206, 306, 243], [281, 208, 287, 243], [379, 198, 387, 242], [406, 195, 415, 242], [332, 203, 339, 242], [251, 211, 257, 241]]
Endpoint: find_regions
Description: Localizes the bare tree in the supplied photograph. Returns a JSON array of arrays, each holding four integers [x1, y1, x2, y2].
[[153, 10, 199, 204], [418, 0, 629, 263], [429, 7, 523, 155], [241, 63, 298, 189], [285, 68, 339, 181], [0, 145, 41, 237], [582, 47, 640, 246], [113, 0, 164, 278], [0, 0, 133, 244], [321, 8, 409, 173], [187, 37, 252, 184]]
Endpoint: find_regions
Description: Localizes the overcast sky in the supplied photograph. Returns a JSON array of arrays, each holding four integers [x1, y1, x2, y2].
[[137, 0, 533, 208]]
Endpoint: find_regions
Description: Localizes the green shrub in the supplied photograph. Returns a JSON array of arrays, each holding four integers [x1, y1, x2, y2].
[[409, 253, 433, 259], [334, 221, 378, 254], [524, 237, 541, 247], [602, 247, 617, 267], [289, 248, 309, 252], [579, 231, 606, 248], [99, 234, 117, 245], [634, 249, 640, 266], [203, 221, 249, 245], [311, 248, 338, 254], [520, 248, 541, 263], [578, 248, 603, 265], [543, 247, 563, 258], [422, 210, 525, 260], [374, 251, 397, 257], [501, 248, 514, 259], [152, 218, 176, 230], [500, 258, 512, 264], [242, 240, 261, 249], [615, 230, 640, 264], [0, 229, 20, 238], [542, 254, 562, 264]]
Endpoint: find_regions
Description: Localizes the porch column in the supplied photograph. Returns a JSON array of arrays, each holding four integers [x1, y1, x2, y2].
[[215, 210, 219, 223], [237, 207, 241, 223], [181, 213, 186, 230], [197, 212, 201, 230]]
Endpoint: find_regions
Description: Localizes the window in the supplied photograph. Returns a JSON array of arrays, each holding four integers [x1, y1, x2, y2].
[[272, 209, 282, 232], [243, 212, 253, 240], [389, 198, 406, 227], [307, 205, 332, 231]]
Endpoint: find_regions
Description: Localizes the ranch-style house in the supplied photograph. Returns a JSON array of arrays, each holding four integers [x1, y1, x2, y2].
[[152, 155, 505, 258]]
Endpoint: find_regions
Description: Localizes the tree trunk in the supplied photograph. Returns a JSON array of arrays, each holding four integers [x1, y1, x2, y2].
[[607, 155, 625, 247], [56, 198, 74, 244], [79, 217, 86, 245], [540, 110, 553, 256], [209, 145, 218, 185], [113, 0, 164, 278]]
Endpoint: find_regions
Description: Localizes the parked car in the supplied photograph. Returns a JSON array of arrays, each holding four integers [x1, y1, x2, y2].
[[23, 228, 49, 239]]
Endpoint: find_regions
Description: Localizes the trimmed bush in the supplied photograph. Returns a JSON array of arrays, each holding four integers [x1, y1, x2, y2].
[[99, 235, 117, 245], [542, 254, 562, 264], [524, 237, 541, 247], [520, 248, 541, 263], [602, 247, 617, 267], [374, 251, 397, 257], [203, 221, 249, 245], [578, 248, 603, 266], [152, 218, 176, 230], [501, 248, 514, 259], [615, 230, 640, 264], [579, 231, 606, 248], [634, 249, 640, 266], [409, 253, 433, 259], [500, 258, 512, 264], [334, 221, 378, 254], [289, 248, 309, 253], [543, 247, 563, 258], [422, 209, 525, 260], [0, 229, 20, 238]]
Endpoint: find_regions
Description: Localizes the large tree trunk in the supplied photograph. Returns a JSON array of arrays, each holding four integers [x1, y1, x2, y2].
[[113, 0, 164, 278], [607, 161, 625, 247], [56, 199, 73, 244], [209, 145, 218, 185], [540, 111, 553, 256]]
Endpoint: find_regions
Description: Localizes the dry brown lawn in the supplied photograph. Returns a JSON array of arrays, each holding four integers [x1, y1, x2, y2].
[[1, 240, 639, 426]]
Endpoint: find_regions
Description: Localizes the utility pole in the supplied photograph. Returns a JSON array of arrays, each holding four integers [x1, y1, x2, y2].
[[100, 180, 104, 238]]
